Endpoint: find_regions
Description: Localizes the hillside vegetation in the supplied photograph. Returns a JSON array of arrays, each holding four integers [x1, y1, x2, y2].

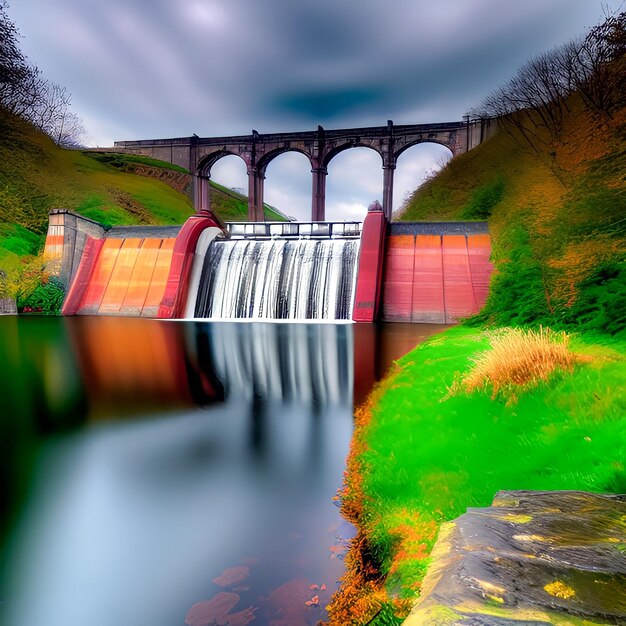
[[401, 99, 626, 337], [0, 107, 283, 301], [333, 14, 626, 624], [333, 106, 626, 623]]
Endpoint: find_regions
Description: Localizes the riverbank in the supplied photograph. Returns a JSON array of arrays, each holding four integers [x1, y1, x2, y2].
[[328, 325, 626, 625]]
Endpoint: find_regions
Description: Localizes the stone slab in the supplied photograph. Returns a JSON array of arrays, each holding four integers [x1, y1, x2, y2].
[[404, 490, 626, 625]]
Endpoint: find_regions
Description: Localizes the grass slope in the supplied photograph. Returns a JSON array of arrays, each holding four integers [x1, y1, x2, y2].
[[334, 327, 625, 624], [0, 109, 194, 289], [0, 109, 285, 299]]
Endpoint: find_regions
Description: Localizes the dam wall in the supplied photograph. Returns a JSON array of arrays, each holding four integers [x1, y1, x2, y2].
[[43, 210, 107, 288], [47, 209, 493, 323], [382, 222, 493, 323]]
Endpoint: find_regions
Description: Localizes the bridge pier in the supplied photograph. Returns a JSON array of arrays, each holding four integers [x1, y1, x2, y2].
[[194, 175, 212, 212], [311, 167, 327, 221], [382, 163, 395, 221], [248, 168, 265, 221]]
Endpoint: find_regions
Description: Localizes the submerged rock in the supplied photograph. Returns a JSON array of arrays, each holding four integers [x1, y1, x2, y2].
[[404, 490, 626, 625]]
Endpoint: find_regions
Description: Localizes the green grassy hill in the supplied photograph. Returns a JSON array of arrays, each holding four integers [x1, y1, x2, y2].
[[401, 100, 626, 336], [0, 107, 284, 299]]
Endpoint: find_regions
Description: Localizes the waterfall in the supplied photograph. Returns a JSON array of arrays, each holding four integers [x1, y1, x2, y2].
[[193, 238, 360, 320]]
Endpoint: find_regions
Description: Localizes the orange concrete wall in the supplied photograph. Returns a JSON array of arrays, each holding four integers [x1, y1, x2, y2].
[[382, 233, 492, 323], [65, 237, 176, 317], [42, 212, 65, 272]]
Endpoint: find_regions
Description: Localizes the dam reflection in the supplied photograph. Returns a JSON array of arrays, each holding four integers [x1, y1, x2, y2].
[[66, 318, 354, 418], [0, 318, 355, 626], [0, 317, 445, 626]]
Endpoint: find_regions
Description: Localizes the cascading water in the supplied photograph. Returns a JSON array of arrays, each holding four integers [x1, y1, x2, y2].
[[193, 238, 360, 320]]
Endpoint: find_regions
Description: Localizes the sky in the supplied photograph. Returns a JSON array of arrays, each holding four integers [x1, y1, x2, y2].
[[6, 0, 622, 221]]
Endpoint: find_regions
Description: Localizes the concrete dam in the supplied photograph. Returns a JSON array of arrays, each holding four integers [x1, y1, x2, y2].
[[44, 207, 493, 323]]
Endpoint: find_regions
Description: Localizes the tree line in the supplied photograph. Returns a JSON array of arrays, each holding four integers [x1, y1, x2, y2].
[[0, 0, 85, 146], [471, 10, 625, 163]]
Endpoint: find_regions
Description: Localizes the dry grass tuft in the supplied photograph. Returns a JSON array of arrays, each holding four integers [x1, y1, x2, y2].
[[456, 327, 591, 401]]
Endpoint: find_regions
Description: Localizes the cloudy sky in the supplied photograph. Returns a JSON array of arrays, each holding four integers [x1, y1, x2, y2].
[[6, 0, 621, 220]]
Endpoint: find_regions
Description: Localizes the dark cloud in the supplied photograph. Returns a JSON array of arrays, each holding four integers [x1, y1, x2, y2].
[[269, 87, 384, 121]]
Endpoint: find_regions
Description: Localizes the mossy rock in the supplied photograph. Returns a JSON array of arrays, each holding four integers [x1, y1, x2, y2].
[[404, 490, 626, 625]]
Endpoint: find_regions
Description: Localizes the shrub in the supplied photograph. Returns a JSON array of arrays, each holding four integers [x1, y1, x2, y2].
[[456, 326, 590, 401], [560, 260, 626, 336], [472, 223, 554, 327], [18, 276, 65, 315]]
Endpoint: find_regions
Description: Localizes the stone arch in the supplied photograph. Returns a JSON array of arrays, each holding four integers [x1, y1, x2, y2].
[[322, 142, 383, 170], [209, 153, 249, 195], [393, 138, 454, 162], [257, 147, 314, 177], [324, 146, 384, 222], [262, 151, 314, 221], [392, 142, 454, 214], [197, 150, 249, 177]]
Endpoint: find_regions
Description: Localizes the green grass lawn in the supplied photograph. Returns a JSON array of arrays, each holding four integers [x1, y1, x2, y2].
[[342, 325, 626, 622]]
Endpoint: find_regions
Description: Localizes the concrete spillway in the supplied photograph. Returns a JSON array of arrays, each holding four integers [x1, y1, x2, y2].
[[192, 238, 360, 320], [63, 236, 176, 316], [46, 208, 493, 323]]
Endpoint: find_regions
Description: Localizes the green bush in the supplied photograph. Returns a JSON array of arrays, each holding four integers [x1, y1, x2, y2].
[[560, 260, 626, 336], [472, 223, 553, 326], [18, 277, 65, 315]]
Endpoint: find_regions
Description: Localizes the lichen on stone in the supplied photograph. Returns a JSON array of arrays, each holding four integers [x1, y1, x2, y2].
[[544, 580, 576, 600]]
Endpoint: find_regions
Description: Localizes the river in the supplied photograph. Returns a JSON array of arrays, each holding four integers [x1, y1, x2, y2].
[[0, 316, 445, 626]]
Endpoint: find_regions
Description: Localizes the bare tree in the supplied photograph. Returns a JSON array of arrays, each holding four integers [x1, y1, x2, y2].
[[29, 82, 86, 146], [0, 0, 38, 114], [0, 0, 24, 87], [568, 11, 626, 119], [471, 10, 626, 178], [0, 1, 85, 146]]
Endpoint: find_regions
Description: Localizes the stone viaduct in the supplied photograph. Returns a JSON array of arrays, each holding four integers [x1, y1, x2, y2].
[[113, 118, 495, 221]]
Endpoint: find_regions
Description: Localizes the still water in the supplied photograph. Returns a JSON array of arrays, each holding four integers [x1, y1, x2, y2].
[[0, 317, 445, 626]]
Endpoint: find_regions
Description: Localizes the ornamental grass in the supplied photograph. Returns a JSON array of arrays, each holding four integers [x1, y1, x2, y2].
[[458, 327, 591, 401]]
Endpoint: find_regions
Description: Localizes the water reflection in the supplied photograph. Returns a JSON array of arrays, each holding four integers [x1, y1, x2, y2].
[[353, 322, 450, 406], [0, 317, 446, 626], [197, 322, 352, 405], [0, 318, 354, 626], [69, 317, 224, 418]]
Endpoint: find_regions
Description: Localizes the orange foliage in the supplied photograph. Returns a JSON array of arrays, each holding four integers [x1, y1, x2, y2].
[[326, 370, 422, 625]]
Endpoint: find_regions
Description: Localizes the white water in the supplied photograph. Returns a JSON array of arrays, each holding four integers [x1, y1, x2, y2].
[[193, 238, 360, 320]]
